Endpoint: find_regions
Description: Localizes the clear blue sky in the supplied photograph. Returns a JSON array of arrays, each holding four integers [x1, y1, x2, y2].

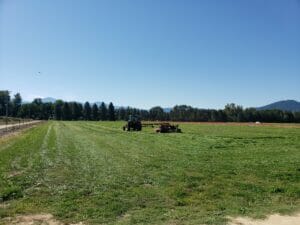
[[1, 0, 299, 109]]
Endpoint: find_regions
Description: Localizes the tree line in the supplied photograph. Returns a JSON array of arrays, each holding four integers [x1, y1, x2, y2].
[[1, 90, 300, 123], [0, 91, 117, 121]]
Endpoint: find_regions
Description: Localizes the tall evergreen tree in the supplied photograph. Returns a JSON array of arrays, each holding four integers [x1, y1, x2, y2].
[[54, 100, 64, 120], [117, 107, 126, 120], [108, 102, 115, 121], [294, 112, 300, 123], [99, 102, 107, 120], [70, 102, 82, 120], [91, 104, 99, 121], [224, 103, 243, 122], [0, 90, 10, 116], [83, 102, 92, 120], [12, 93, 22, 117], [31, 98, 43, 119], [140, 109, 150, 120], [41, 103, 53, 120], [62, 102, 72, 120], [78, 103, 83, 120], [19, 104, 31, 118]]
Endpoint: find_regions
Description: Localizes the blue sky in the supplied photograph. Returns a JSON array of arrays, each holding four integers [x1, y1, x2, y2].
[[0, 0, 299, 109]]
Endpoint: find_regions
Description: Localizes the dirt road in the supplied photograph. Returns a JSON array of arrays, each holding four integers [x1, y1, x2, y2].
[[229, 213, 300, 225], [0, 120, 42, 135]]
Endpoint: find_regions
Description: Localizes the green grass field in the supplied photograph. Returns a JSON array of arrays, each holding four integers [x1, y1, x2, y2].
[[0, 121, 299, 224]]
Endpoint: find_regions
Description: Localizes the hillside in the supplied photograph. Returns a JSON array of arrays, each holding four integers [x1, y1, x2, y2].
[[257, 100, 300, 112]]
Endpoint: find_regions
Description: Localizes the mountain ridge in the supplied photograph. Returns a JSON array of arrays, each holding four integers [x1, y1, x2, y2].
[[257, 100, 300, 112]]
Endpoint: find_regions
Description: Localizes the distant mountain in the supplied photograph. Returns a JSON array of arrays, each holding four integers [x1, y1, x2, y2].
[[42, 97, 56, 103], [257, 100, 300, 112]]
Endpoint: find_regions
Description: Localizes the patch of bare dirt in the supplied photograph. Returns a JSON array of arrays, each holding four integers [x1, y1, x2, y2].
[[6, 170, 23, 178], [117, 212, 131, 223], [0, 121, 43, 138], [229, 213, 300, 225], [1, 214, 84, 225], [0, 203, 10, 209]]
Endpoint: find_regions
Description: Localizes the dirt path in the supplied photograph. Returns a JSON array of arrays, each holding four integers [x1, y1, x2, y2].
[[0, 121, 42, 136], [0, 121, 41, 130], [3, 213, 300, 225], [229, 213, 300, 225], [1, 213, 84, 225]]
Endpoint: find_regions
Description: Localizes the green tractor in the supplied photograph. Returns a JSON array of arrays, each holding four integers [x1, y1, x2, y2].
[[123, 115, 142, 131]]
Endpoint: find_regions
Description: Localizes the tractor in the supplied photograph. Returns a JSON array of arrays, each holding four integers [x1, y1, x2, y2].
[[123, 115, 142, 131]]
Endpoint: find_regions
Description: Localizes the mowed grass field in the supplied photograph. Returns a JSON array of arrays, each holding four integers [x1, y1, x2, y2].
[[0, 121, 300, 225]]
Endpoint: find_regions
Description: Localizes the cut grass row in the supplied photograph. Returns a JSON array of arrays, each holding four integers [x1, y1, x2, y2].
[[0, 121, 299, 224]]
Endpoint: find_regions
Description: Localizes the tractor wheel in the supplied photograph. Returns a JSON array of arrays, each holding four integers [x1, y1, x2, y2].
[[137, 125, 142, 131]]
